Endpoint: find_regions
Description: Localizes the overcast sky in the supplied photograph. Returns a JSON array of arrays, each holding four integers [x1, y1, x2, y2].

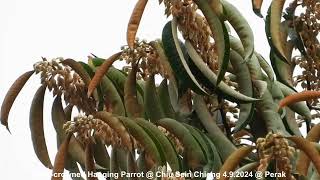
[[0, 0, 271, 179]]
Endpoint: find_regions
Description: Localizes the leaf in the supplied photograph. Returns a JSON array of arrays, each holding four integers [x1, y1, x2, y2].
[[278, 91, 320, 111], [158, 79, 176, 119], [51, 133, 72, 180], [118, 116, 162, 166], [29, 85, 53, 169], [127, 0, 148, 49], [287, 136, 320, 176], [217, 146, 254, 180], [100, 75, 126, 116], [202, 133, 222, 173], [144, 74, 165, 122], [1, 70, 34, 132], [87, 52, 121, 97], [183, 123, 212, 170], [185, 40, 259, 103], [296, 124, 320, 176], [136, 118, 181, 172], [251, 0, 263, 17], [157, 118, 207, 169], [222, 0, 254, 61], [85, 140, 98, 180], [124, 63, 144, 118], [193, 0, 230, 85]]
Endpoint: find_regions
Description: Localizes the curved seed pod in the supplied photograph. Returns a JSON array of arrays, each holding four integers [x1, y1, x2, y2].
[[183, 123, 212, 171], [275, 81, 311, 119], [51, 97, 93, 168], [118, 116, 162, 166], [267, 80, 301, 136], [256, 53, 274, 81], [229, 36, 263, 80], [296, 124, 320, 176], [29, 85, 53, 169], [311, 171, 320, 180], [208, 0, 223, 17], [251, 0, 263, 17], [51, 133, 72, 180], [92, 137, 110, 170], [85, 140, 98, 180], [287, 136, 320, 176], [157, 118, 206, 169], [110, 147, 122, 180], [158, 79, 176, 119], [193, 0, 230, 86], [185, 40, 259, 103], [266, 3, 289, 63], [202, 134, 222, 173], [64, 105, 73, 121], [127, 0, 148, 49], [257, 90, 289, 135], [162, 19, 208, 95], [94, 111, 132, 150], [270, 51, 295, 89], [127, 151, 138, 180], [150, 40, 174, 79], [247, 54, 264, 80], [52, 96, 67, 135], [252, 79, 268, 99], [269, 0, 288, 63], [193, 94, 237, 161], [68, 167, 85, 180], [278, 91, 320, 111], [100, 75, 126, 116], [144, 74, 165, 122], [217, 146, 254, 180], [229, 50, 254, 133], [230, 162, 259, 180], [1, 70, 34, 132], [137, 151, 148, 173], [283, 107, 302, 136], [56, 134, 82, 179], [135, 118, 181, 172], [61, 59, 91, 86], [221, 0, 254, 61], [87, 52, 121, 97]]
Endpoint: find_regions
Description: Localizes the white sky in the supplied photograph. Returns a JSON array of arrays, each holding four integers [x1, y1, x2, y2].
[[0, 0, 272, 179]]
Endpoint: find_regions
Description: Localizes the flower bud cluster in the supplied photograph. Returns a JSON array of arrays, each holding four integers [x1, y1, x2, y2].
[[63, 114, 134, 149], [256, 133, 295, 180], [33, 58, 96, 113], [120, 39, 169, 79]]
